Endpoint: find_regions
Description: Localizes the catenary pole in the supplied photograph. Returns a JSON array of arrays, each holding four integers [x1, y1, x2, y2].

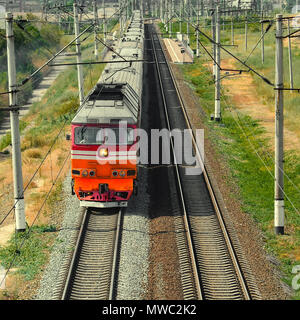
[[274, 14, 284, 235], [231, 11, 234, 45], [187, 0, 190, 45], [180, 0, 182, 33], [214, 5, 221, 121], [245, 10, 248, 51], [93, 0, 98, 59], [261, 4, 264, 63], [6, 12, 26, 232], [287, 18, 294, 89], [103, 0, 107, 43], [211, 6, 216, 80], [73, 2, 84, 105], [196, 0, 199, 57], [169, 0, 172, 38]]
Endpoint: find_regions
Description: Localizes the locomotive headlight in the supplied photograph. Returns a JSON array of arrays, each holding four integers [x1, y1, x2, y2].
[[119, 170, 126, 177], [112, 170, 118, 177], [89, 170, 96, 177], [82, 169, 88, 177], [99, 148, 108, 157]]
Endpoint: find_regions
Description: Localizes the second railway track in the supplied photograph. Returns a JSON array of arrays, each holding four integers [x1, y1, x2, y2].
[[149, 23, 255, 300]]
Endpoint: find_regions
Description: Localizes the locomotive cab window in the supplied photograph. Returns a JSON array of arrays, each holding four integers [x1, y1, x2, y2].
[[74, 126, 134, 145]]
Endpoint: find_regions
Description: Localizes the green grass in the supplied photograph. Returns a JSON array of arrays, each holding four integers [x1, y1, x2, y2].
[[0, 120, 27, 151], [0, 225, 57, 281], [180, 54, 300, 299]]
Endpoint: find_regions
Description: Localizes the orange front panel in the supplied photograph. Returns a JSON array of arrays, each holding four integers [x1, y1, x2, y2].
[[71, 158, 136, 193], [74, 177, 133, 192]]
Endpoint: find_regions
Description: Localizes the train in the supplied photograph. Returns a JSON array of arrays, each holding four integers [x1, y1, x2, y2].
[[70, 10, 144, 208]]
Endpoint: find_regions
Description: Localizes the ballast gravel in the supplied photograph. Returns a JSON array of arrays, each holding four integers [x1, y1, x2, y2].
[[35, 173, 83, 300], [115, 214, 150, 300]]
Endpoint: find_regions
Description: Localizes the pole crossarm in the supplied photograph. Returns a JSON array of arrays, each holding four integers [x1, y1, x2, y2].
[[274, 88, 300, 92], [282, 28, 300, 38], [49, 59, 146, 66]]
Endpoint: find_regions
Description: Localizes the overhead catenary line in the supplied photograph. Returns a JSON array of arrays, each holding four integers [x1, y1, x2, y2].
[[96, 36, 128, 62], [49, 59, 146, 66], [21, 23, 95, 86], [243, 21, 273, 64], [188, 19, 274, 86]]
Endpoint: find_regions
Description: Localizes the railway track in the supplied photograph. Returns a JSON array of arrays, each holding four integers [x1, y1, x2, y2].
[[59, 24, 258, 301], [61, 208, 122, 300], [149, 23, 254, 300]]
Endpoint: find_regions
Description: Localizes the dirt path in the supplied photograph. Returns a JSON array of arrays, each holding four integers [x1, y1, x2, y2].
[[220, 58, 300, 153]]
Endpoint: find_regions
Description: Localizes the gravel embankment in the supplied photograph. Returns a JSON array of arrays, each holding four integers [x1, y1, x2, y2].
[[116, 214, 150, 300], [35, 172, 83, 300]]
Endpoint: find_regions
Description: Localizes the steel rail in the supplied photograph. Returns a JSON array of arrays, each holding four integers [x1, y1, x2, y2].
[[61, 208, 89, 300], [155, 28, 251, 300], [61, 208, 122, 300], [109, 209, 122, 300], [150, 26, 203, 301]]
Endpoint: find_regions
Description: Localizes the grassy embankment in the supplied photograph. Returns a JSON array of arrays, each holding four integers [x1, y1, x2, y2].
[[159, 20, 300, 299], [0, 14, 63, 127], [0, 19, 117, 299]]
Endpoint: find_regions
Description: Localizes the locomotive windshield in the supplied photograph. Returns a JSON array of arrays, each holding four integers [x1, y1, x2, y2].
[[74, 126, 134, 145]]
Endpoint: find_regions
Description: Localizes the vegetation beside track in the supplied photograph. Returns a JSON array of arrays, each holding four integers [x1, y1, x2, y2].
[[0, 14, 63, 116], [162, 19, 300, 299]]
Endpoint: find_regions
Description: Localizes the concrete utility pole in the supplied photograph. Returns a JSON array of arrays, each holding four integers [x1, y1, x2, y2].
[[196, 0, 200, 57], [165, 0, 168, 32], [6, 13, 26, 232], [178, 0, 182, 34], [261, 3, 264, 64], [126, 0, 129, 20], [287, 19, 294, 89], [186, 0, 190, 45], [119, 0, 123, 36], [274, 14, 284, 235], [73, 2, 84, 106], [93, 0, 98, 60], [169, 0, 172, 38], [103, 0, 107, 43], [214, 5, 221, 121], [211, 7, 216, 80], [245, 10, 248, 51], [231, 13, 234, 45]]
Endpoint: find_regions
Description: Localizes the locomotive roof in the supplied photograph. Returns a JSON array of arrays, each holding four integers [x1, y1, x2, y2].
[[71, 10, 143, 127], [71, 84, 139, 125]]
